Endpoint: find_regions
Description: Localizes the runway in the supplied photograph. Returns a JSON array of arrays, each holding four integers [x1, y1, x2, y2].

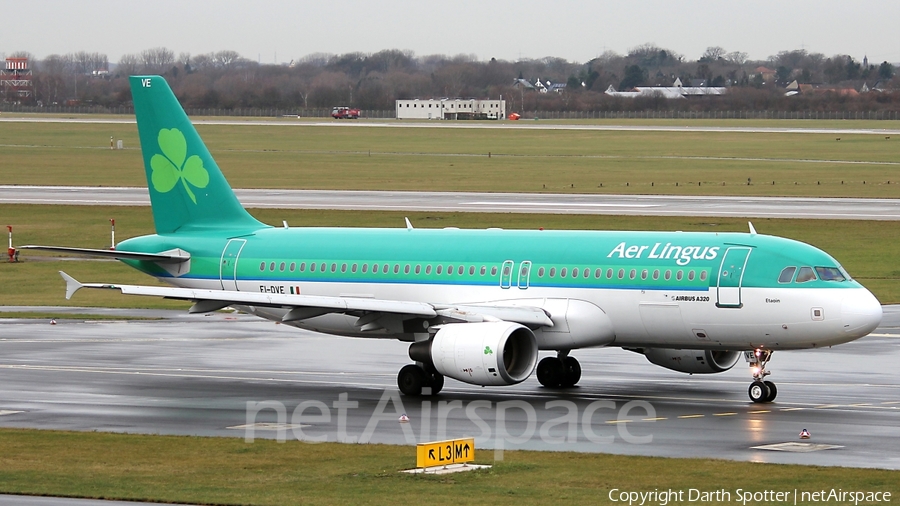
[[4, 116, 900, 136], [1, 305, 898, 469], [4, 185, 900, 220]]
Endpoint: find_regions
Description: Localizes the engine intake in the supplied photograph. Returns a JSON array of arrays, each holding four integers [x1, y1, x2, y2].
[[410, 321, 538, 386], [641, 348, 741, 374]]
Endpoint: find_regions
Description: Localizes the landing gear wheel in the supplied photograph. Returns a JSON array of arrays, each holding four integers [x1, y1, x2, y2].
[[537, 356, 564, 388], [763, 380, 777, 402], [426, 371, 444, 395], [560, 356, 582, 387], [398, 364, 426, 396], [748, 380, 770, 403]]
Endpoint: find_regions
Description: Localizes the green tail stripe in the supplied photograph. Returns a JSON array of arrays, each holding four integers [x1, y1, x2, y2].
[[130, 76, 265, 234]]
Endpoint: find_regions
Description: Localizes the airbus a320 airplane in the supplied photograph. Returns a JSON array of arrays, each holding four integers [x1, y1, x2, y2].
[[25, 76, 883, 403]]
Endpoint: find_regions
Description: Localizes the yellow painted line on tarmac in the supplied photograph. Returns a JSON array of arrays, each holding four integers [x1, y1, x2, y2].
[[780, 407, 805, 411], [642, 417, 667, 421], [882, 401, 900, 405], [713, 412, 737, 417], [815, 404, 841, 409], [678, 414, 704, 419], [605, 419, 631, 424], [748, 410, 770, 414], [849, 403, 872, 407]]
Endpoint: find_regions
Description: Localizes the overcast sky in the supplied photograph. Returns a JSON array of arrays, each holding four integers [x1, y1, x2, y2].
[[5, 0, 900, 65]]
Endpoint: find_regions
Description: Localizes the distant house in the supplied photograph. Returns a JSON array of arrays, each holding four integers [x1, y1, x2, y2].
[[785, 80, 856, 97], [546, 83, 566, 93], [754, 66, 776, 82], [604, 83, 726, 99], [512, 78, 535, 90]]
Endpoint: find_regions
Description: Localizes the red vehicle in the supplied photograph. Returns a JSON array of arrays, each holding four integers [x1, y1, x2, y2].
[[331, 106, 360, 119]]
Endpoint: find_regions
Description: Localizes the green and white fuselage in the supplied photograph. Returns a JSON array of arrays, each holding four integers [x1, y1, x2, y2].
[[33, 76, 882, 402], [120, 227, 879, 352]]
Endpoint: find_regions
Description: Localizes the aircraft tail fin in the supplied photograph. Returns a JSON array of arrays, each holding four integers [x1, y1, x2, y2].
[[129, 76, 265, 234]]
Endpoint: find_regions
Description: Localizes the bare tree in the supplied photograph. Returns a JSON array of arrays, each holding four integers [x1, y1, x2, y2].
[[140, 47, 175, 74], [725, 51, 749, 65], [702, 46, 726, 61], [116, 53, 141, 76]]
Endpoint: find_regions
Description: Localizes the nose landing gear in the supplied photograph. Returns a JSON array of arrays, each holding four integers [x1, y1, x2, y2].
[[747, 349, 777, 403]]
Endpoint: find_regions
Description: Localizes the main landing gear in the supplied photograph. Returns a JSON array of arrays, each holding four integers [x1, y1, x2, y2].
[[397, 364, 444, 396], [747, 348, 777, 403], [536, 351, 582, 388]]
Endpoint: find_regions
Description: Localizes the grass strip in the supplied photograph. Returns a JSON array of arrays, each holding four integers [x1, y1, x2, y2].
[[4, 205, 899, 306], [0, 428, 897, 506], [3, 120, 900, 197]]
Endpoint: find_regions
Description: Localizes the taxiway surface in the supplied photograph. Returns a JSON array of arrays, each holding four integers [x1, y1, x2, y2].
[[1, 306, 898, 469], [4, 186, 900, 220]]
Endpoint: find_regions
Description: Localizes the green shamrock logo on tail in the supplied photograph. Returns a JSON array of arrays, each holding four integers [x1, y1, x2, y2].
[[484, 346, 493, 355], [150, 128, 209, 204]]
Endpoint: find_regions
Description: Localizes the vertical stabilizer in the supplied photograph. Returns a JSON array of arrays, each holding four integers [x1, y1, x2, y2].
[[130, 76, 265, 234]]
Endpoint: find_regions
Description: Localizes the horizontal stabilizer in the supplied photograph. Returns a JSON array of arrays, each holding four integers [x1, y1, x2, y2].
[[21, 245, 190, 264], [59, 271, 84, 300]]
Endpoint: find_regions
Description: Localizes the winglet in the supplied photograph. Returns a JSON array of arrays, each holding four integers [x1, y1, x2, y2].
[[405, 217, 414, 230], [748, 221, 757, 235], [59, 271, 83, 300]]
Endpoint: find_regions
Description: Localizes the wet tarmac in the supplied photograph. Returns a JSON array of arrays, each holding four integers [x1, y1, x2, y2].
[[1, 306, 898, 470]]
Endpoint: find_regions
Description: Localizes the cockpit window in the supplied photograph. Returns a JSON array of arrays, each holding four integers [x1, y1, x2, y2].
[[815, 266, 847, 282], [778, 266, 796, 283], [795, 266, 817, 283]]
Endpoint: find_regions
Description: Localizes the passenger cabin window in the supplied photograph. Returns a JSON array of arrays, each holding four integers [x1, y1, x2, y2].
[[796, 266, 817, 283], [778, 266, 796, 283], [815, 266, 846, 282]]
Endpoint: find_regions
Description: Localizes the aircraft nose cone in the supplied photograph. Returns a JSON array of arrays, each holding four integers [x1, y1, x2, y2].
[[841, 289, 882, 338]]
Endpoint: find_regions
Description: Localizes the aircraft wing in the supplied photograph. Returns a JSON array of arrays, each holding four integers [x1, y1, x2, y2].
[[59, 272, 553, 328]]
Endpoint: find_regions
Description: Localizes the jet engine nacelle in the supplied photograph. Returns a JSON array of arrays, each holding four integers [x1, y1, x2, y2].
[[410, 321, 538, 386], [642, 348, 741, 374]]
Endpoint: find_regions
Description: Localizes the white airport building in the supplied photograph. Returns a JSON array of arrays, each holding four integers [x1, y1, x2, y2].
[[395, 98, 506, 120]]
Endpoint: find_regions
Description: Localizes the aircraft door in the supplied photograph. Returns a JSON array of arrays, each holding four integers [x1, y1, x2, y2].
[[500, 260, 514, 289], [220, 238, 247, 291], [716, 247, 751, 308], [517, 261, 532, 289]]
